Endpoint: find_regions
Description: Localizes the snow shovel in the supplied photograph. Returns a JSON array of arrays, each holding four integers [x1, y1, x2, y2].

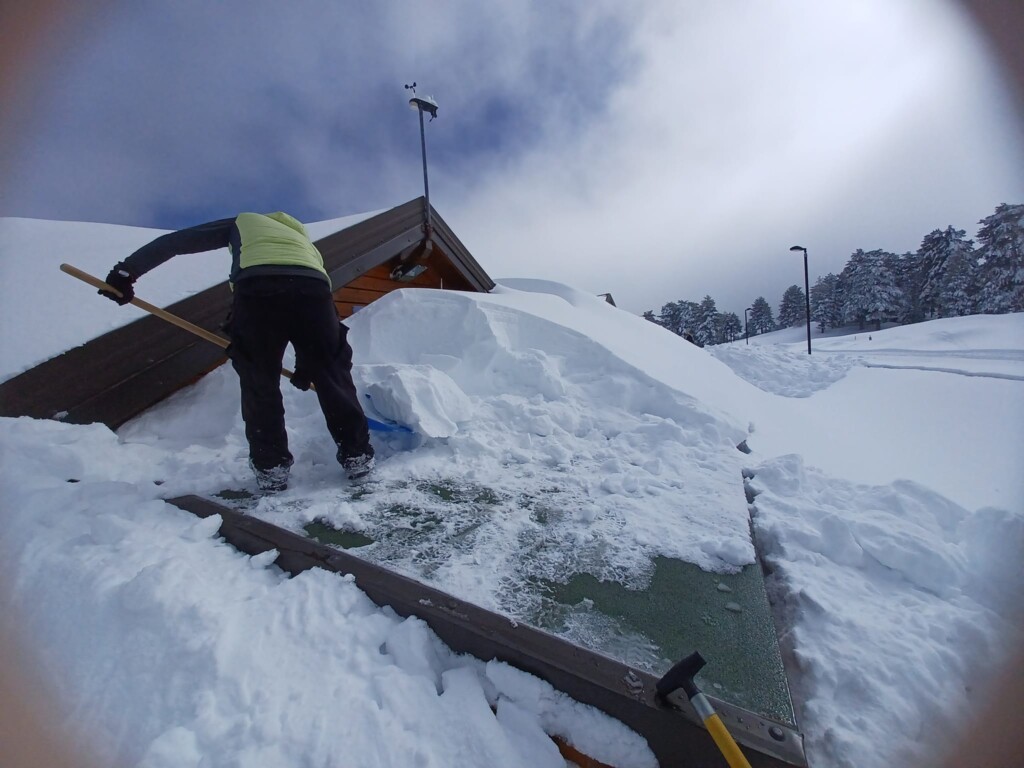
[[657, 651, 753, 768], [59, 263, 410, 433]]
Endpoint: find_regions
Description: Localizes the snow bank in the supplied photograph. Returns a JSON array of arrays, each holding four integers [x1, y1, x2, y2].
[[747, 454, 1023, 768]]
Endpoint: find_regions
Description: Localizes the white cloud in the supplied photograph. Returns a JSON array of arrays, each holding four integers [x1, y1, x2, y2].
[[2, 0, 1021, 316], [444, 0, 1024, 314]]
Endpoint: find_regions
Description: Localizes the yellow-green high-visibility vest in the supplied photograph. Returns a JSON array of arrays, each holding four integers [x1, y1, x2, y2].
[[235, 212, 329, 283]]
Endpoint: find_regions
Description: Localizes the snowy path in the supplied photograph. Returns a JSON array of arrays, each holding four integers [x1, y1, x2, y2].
[[817, 348, 1024, 381], [711, 320, 1024, 513], [734, 364, 1022, 512]]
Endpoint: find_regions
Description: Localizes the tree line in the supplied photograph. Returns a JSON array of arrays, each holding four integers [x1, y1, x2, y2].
[[643, 202, 1023, 346]]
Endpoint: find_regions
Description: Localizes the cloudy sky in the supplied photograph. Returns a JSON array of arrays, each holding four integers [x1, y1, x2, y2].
[[3, 0, 1023, 317]]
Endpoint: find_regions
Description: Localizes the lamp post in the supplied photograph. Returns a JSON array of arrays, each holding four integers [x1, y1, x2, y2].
[[744, 307, 752, 345], [789, 245, 812, 355]]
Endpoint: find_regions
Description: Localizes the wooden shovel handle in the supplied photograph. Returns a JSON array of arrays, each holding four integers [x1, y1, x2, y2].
[[59, 263, 308, 381], [60, 263, 231, 350]]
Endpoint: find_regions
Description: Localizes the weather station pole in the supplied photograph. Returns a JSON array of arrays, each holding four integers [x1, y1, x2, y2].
[[394, 82, 439, 283], [405, 83, 438, 242], [744, 307, 752, 345], [789, 246, 812, 355]]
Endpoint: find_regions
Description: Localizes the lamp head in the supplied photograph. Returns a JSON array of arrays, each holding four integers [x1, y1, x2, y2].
[[789, 245, 806, 253]]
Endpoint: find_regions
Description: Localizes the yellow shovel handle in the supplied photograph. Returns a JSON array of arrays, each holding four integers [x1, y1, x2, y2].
[[705, 713, 753, 768]]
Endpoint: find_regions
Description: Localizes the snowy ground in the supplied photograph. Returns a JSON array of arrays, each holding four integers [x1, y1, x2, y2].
[[1, 216, 1023, 768]]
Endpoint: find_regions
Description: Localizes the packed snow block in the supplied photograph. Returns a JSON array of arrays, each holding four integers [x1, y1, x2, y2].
[[356, 363, 473, 438], [168, 494, 807, 768]]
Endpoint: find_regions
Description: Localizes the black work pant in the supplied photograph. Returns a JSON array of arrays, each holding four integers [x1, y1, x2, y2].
[[228, 275, 372, 471]]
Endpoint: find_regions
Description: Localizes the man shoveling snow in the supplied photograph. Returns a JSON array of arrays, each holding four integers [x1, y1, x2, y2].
[[99, 211, 375, 490]]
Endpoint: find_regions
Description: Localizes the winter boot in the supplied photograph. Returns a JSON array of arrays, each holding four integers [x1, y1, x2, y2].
[[251, 460, 292, 492], [341, 453, 375, 482]]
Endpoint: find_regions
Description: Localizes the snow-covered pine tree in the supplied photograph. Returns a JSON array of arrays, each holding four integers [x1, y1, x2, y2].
[[656, 301, 681, 333], [777, 284, 806, 328], [975, 203, 1024, 313], [717, 311, 742, 343], [937, 244, 979, 317], [841, 252, 869, 329], [918, 226, 975, 318], [809, 273, 843, 332], [749, 296, 774, 335], [842, 249, 903, 330], [892, 251, 926, 323], [681, 300, 699, 335], [882, 251, 911, 323], [694, 295, 718, 346], [657, 300, 699, 337]]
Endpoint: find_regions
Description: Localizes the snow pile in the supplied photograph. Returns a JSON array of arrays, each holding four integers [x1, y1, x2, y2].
[[747, 455, 1022, 767], [0, 418, 652, 768], [1, 215, 1023, 768], [346, 286, 756, 573]]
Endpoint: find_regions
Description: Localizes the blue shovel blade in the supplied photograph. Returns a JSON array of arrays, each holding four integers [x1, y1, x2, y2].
[[367, 416, 413, 433]]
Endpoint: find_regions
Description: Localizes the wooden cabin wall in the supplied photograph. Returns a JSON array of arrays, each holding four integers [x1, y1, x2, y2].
[[333, 251, 477, 319]]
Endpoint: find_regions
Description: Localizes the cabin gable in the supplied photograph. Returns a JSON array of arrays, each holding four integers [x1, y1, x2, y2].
[[320, 198, 492, 317]]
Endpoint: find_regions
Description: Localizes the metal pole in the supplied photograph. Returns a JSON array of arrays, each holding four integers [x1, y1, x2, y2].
[[417, 106, 432, 234], [744, 308, 750, 345], [803, 251, 811, 355]]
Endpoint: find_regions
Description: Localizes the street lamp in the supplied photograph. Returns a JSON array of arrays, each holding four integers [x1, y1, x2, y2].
[[744, 307, 753, 345], [789, 246, 812, 355]]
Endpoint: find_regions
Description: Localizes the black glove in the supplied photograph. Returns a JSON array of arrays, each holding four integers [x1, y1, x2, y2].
[[289, 368, 312, 391], [99, 262, 137, 305]]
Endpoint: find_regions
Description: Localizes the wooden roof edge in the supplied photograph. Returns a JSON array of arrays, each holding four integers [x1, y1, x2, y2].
[[312, 198, 424, 254], [312, 197, 495, 293], [426, 200, 496, 292], [325, 227, 423, 288]]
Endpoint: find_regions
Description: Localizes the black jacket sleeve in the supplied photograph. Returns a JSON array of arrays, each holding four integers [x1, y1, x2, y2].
[[121, 218, 235, 277]]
